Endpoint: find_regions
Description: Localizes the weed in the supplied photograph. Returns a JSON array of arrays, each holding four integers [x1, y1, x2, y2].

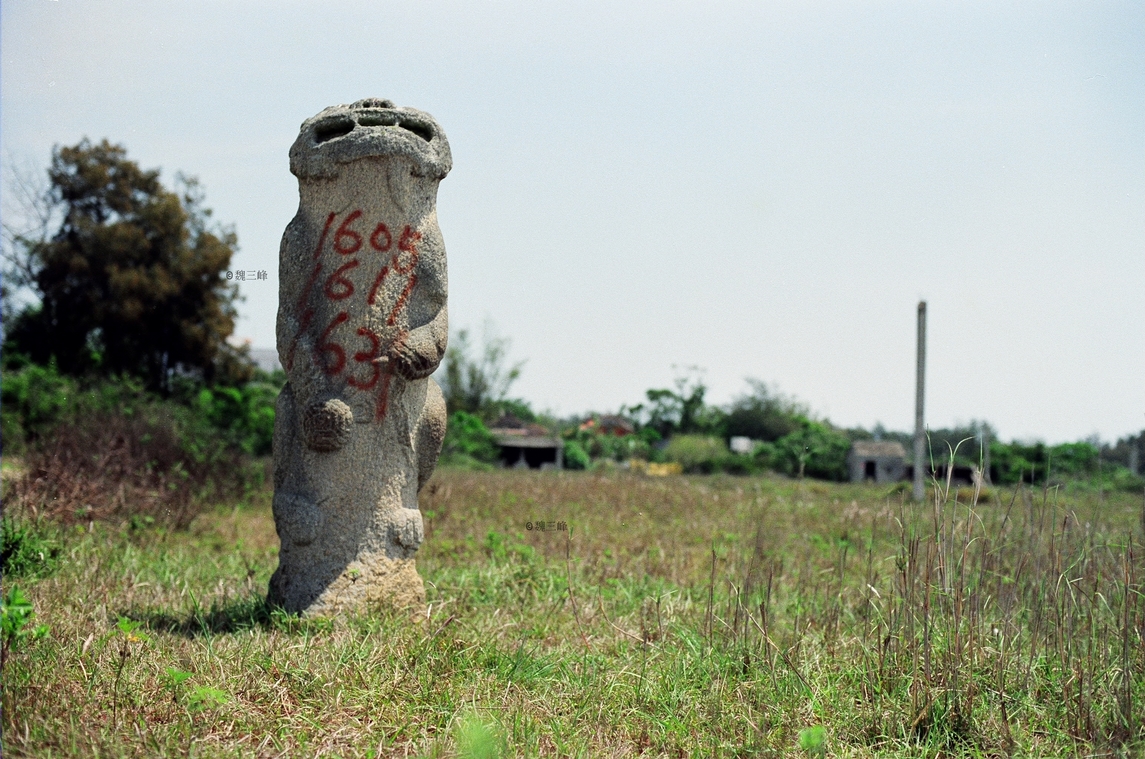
[[455, 711, 504, 759], [0, 515, 59, 578], [0, 585, 49, 666], [798, 725, 827, 756]]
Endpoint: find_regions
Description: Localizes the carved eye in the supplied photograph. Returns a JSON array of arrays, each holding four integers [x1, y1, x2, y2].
[[314, 119, 355, 144], [397, 118, 433, 142]]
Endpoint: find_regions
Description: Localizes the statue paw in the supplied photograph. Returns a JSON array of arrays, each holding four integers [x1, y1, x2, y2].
[[301, 398, 354, 452]]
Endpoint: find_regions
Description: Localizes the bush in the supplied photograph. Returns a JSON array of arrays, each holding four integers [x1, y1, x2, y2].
[[1, 517, 60, 579], [563, 440, 591, 470], [717, 453, 758, 476], [566, 428, 651, 463], [9, 405, 253, 528], [1, 360, 76, 454], [5, 372, 260, 528], [663, 435, 728, 473], [988, 438, 1144, 492], [192, 382, 277, 456], [724, 379, 804, 442], [773, 420, 851, 481], [752, 441, 778, 470], [441, 411, 500, 467]]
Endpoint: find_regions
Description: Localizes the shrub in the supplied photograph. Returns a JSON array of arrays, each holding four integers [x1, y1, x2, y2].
[[0, 360, 76, 454], [773, 420, 850, 481], [717, 453, 758, 476], [724, 379, 804, 442], [567, 428, 651, 463], [752, 441, 778, 470], [563, 440, 591, 470], [8, 385, 256, 528], [192, 382, 277, 456], [1, 585, 49, 666], [441, 411, 500, 467], [1, 517, 60, 579], [663, 435, 728, 473]]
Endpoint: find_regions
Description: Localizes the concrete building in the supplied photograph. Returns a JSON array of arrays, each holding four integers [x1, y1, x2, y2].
[[847, 440, 907, 483], [489, 414, 564, 470]]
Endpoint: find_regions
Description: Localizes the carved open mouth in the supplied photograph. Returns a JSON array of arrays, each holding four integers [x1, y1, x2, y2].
[[313, 111, 433, 145]]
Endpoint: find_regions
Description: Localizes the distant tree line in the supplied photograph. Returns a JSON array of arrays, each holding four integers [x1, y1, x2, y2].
[[4, 139, 1140, 495], [436, 336, 1145, 490]]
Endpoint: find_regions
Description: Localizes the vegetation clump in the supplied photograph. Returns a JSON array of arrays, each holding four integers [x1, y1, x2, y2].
[[2, 139, 276, 529]]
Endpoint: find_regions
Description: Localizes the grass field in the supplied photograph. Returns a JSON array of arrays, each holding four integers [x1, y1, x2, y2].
[[3, 468, 1143, 757]]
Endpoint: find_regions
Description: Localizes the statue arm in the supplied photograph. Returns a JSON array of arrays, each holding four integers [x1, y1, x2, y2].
[[386, 237, 446, 381], [390, 303, 447, 381]]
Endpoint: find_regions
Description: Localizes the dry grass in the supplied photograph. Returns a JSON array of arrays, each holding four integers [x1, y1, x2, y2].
[[3, 469, 1143, 757], [7, 410, 259, 529]]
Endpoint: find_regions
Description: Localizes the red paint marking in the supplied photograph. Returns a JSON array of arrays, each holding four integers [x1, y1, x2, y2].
[[286, 217, 423, 385], [370, 223, 392, 252], [387, 273, 418, 326], [316, 311, 349, 375], [394, 226, 421, 273], [286, 210, 335, 365], [295, 260, 324, 313], [367, 264, 390, 306], [334, 210, 363, 255], [285, 307, 315, 371], [347, 326, 381, 390], [313, 212, 337, 260], [323, 259, 360, 300], [375, 373, 394, 421]]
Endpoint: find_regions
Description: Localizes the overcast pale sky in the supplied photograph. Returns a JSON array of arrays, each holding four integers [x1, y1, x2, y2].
[[3, 1, 1141, 443]]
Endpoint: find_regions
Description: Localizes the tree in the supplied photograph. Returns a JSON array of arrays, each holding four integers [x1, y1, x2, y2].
[[773, 418, 851, 481], [626, 367, 725, 438], [436, 322, 525, 420], [724, 378, 804, 442], [3, 139, 250, 391]]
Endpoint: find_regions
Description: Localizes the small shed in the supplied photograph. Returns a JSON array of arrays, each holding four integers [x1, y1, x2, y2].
[[847, 440, 906, 483], [489, 414, 564, 470]]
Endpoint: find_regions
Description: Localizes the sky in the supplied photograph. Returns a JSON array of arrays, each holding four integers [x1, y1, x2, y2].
[[2, 0, 1142, 444]]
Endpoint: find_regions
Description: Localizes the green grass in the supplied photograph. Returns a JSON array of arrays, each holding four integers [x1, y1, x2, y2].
[[3, 469, 1143, 757]]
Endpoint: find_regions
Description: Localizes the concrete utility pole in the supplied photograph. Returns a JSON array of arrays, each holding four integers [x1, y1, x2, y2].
[[913, 301, 927, 502], [981, 424, 991, 485]]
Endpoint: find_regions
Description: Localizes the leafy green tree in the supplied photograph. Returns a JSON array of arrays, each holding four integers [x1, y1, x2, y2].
[[724, 379, 804, 442], [437, 323, 525, 421], [774, 419, 851, 481], [3, 139, 250, 392], [627, 367, 725, 438]]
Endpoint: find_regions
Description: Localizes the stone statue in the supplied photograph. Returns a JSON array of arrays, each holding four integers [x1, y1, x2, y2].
[[268, 99, 449, 615]]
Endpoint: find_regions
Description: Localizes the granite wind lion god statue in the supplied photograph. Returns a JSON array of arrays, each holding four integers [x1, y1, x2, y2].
[[269, 99, 449, 615]]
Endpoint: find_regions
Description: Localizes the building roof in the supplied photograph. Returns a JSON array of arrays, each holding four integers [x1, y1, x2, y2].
[[850, 440, 907, 459], [492, 435, 564, 449], [489, 414, 559, 446]]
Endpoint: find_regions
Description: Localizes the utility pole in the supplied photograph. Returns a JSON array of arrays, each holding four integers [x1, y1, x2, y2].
[[981, 424, 991, 485], [913, 301, 927, 502]]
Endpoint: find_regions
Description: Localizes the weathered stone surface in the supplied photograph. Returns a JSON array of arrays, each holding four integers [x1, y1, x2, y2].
[[268, 98, 450, 616]]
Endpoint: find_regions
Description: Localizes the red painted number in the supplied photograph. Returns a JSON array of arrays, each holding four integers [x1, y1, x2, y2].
[[370, 223, 392, 252], [395, 226, 421, 273], [334, 210, 363, 255], [347, 327, 382, 390], [323, 259, 359, 300], [316, 312, 349, 375]]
